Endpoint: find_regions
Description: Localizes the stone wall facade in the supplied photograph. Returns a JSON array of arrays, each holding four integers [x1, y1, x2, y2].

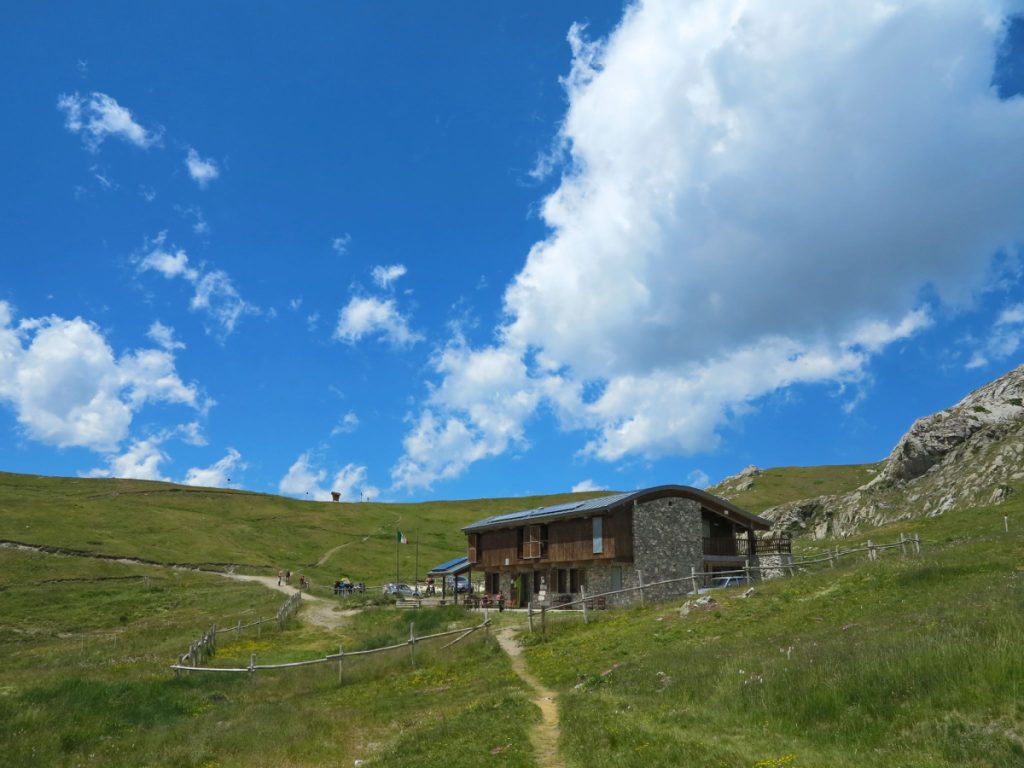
[[750, 553, 793, 580], [631, 497, 703, 602]]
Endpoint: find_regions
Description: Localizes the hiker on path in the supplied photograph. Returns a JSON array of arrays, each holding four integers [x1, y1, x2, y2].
[[278, 570, 284, 586]]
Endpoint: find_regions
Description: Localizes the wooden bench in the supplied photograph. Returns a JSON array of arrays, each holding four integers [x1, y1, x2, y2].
[[395, 599, 422, 609]]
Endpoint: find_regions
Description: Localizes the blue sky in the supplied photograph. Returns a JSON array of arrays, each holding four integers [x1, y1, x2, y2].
[[3, 1, 1024, 503]]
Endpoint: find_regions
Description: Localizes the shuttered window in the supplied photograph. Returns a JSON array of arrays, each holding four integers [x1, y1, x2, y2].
[[468, 533, 479, 564], [523, 525, 545, 559], [592, 516, 604, 554]]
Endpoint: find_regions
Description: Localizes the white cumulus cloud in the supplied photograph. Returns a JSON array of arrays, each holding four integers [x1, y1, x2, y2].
[[86, 435, 171, 481], [0, 302, 201, 452], [137, 233, 258, 339], [57, 92, 160, 151], [371, 264, 407, 290], [184, 448, 244, 488], [278, 451, 377, 501], [185, 148, 220, 187], [334, 296, 422, 348], [332, 235, 352, 255], [331, 411, 360, 436], [967, 301, 1024, 369], [146, 321, 185, 351], [571, 479, 605, 493], [392, 0, 1024, 490]]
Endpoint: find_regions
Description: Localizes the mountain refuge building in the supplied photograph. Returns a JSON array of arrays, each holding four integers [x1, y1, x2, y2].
[[462, 485, 791, 608]]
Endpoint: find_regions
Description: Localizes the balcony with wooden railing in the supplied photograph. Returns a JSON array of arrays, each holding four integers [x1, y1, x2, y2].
[[703, 534, 791, 558]]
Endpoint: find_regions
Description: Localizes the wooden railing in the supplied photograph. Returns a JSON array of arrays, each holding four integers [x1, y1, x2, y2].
[[702, 535, 792, 557]]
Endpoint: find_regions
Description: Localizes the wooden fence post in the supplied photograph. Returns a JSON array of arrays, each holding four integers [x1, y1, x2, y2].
[[1004, 515, 1009, 533], [638, 570, 646, 607], [866, 540, 874, 561], [527, 601, 534, 633], [257, 617, 262, 639], [409, 622, 416, 668], [915, 533, 921, 555], [249, 653, 256, 676], [828, 550, 835, 568], [581, 586, 589, 624], [541, 606, 547, 635], [899, 533, 907, 557], [690, 566, 698, 595]]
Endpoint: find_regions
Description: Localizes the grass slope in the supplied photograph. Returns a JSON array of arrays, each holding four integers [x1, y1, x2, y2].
[[519, 496, 1024, 767], [710, 462, 883, 513], [0, 471, 609, 586], [0, 548, 538, 768]]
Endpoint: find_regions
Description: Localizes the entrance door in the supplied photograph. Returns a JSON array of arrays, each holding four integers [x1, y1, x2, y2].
[[519, 573, 531, 607]]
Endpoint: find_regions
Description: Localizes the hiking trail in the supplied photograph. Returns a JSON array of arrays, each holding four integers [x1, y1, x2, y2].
[[496, 627, 565, 768]]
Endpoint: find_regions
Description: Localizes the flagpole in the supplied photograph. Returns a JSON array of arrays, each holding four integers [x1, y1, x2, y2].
[[415, 528, 420, 591], [395, 528, 400, 584]]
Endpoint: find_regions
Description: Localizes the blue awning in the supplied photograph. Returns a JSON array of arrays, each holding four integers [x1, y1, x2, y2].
[[427, 555, 470, 577]]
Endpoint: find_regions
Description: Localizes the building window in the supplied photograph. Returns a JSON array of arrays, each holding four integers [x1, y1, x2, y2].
[[523, 524, 547, 559], [569, 568, 583, 593], [611, 566, 623, 591], [592, 516, 604, 554], [468, 533, 479, 564], [557, 569, 569, 593]]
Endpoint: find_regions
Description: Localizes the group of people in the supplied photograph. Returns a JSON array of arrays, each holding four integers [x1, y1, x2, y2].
[[332, 578, 366, 595], [480, 592, 507, 612], [277, 569, 309, 590]]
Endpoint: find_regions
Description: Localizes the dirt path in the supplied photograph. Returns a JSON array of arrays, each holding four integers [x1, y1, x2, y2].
[[313, 534, 370, 567], [217, 573, 357, 631], [496, 628, 566, 768], [2, 541, 356, 632]]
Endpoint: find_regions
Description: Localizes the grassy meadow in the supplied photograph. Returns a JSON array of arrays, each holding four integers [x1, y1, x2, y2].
[[518, 495, 1024, 767], [0, 547, 538, 768], [0, 471, 608, 586], [3, 469, 1023, 767], [709, 462, 883, 513]]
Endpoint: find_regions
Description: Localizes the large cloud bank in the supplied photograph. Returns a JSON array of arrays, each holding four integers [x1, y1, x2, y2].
[[392, 0, 1024, 490]]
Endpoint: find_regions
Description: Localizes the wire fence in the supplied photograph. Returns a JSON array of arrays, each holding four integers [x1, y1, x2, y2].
[[501, 532, 924, 633]]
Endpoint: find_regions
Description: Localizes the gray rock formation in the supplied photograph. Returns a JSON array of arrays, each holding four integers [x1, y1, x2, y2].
[[714, 464, 761, 493], [742, 364, 1024, 538]]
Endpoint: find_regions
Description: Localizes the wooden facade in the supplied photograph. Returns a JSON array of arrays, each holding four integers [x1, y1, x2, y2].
[[468, 506, 633, 571]]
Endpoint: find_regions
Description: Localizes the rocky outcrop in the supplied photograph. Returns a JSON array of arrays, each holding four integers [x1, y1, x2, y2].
[[869, 366, 1024, 487], [714, 464, 761, 494], [758, 364, 1024, 538]]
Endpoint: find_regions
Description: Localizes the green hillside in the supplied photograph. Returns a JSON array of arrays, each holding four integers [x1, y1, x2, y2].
[[519, 497, 1023, 767], [2, 470, 1021, 766], [709, 462, 883, 513], [0, 471, 610, 585]]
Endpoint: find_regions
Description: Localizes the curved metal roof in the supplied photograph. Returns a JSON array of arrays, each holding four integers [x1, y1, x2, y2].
[[461, 484, 770, 533]]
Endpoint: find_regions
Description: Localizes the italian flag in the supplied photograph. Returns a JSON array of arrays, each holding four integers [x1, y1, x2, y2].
[[397, 529, 408, 545]]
